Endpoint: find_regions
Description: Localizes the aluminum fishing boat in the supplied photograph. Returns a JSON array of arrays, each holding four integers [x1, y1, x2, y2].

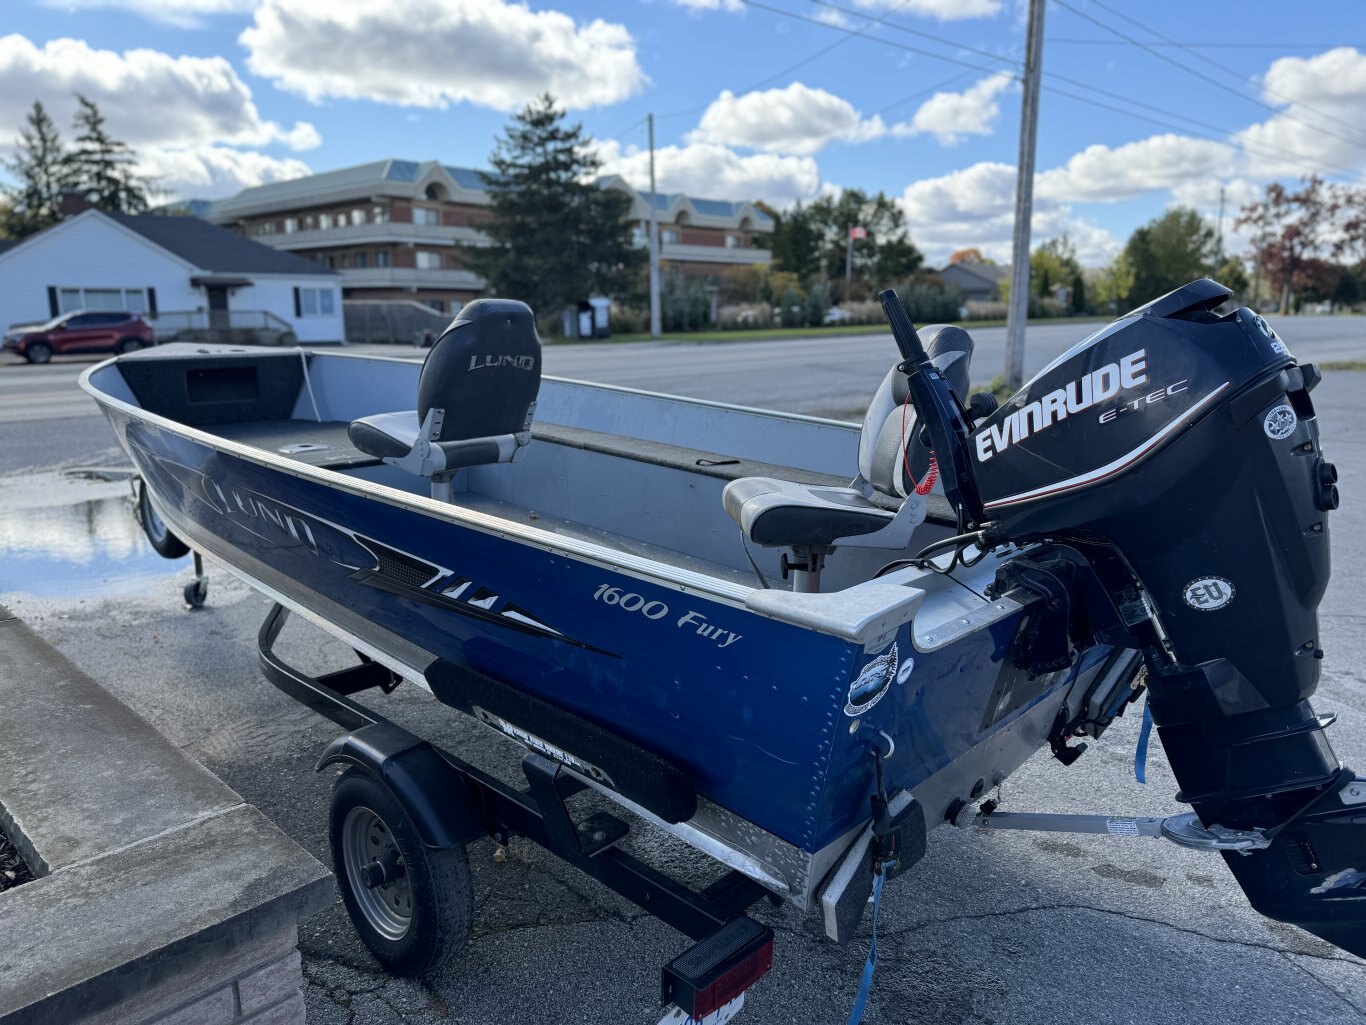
[[81, 284, 1362, 1017]]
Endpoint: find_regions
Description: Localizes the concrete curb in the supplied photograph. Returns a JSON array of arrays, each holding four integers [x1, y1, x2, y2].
[[0, 604, 333, 1025]]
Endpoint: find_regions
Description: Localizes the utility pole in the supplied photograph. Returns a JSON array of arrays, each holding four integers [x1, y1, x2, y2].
[[1003, 0, 1046, 392], [647, 113, 662, 339]]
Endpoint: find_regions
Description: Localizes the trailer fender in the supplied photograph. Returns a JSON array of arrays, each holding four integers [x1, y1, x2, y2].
[[317, 720, 486, 850]]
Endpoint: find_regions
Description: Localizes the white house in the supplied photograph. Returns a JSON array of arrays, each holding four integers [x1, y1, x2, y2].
[[0, 209, 344, 343]]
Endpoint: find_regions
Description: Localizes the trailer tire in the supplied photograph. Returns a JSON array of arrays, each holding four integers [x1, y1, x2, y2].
[[137, 481, 190, 559], [329, 768, 473, 977]]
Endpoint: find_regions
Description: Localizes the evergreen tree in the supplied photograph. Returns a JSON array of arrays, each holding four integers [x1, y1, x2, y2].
[[1, 101, 72, 238], [469, 94, 644, 323], [70, 94, 150, 214]]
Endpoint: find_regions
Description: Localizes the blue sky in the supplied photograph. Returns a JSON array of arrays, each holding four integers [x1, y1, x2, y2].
[[4, 0, 1365, 265]]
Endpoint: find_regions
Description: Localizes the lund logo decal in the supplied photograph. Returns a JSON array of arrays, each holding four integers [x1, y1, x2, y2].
[[1183, 577, 1235, 612], [975, 349, 1149, 462], [1264, 404, 1297, 440], [468, 354, 536, 372], [846, 643, 898, 716]]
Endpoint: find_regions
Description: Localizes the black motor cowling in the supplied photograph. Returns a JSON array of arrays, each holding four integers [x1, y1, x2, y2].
[[973, 280, 1362, 955]]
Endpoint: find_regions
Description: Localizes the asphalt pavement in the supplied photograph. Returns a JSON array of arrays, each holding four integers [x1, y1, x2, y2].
[[2, 317, 1365, 1025]]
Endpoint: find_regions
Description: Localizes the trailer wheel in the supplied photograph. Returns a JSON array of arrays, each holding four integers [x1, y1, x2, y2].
[[137, 481, 190, 559], [329, 768, 473, 977]]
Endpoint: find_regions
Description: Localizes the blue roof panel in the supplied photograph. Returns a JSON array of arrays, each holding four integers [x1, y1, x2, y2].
[[446, 166, 496, 190], [385, 160, 420, 182]]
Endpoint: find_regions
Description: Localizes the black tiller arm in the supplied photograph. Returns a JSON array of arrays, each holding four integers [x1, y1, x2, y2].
[[877, 288, 985, 526]]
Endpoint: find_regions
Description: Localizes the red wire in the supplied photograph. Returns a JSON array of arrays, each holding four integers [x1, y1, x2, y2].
[[899, 391, 939, 496]]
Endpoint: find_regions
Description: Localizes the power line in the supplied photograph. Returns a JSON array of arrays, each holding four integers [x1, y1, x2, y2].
[[1084, 0, 1366, 148], [799, 0, 1022, 70], [733, 0, 1023, 79], [1053, 0, 1366, 157], [1047, 38, 1366, 51], [653, 0, 926, 124]]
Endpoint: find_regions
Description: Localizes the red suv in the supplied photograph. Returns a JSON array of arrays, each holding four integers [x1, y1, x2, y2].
[[3, 310, 155, 364]]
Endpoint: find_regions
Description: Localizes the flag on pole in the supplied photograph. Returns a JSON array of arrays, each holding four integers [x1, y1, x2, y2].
[[849, 225, 868, 240]]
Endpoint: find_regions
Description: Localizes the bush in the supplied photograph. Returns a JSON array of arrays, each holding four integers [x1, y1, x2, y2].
[[610, 304, 648, 334], [964, 300, 1007, 320], [900, 277, 963, 324], [718, 303, 773, 329], [803, 281, 833, 327], [663, 279, 713, 332]]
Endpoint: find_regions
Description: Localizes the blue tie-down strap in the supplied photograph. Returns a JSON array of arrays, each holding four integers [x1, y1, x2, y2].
[[845, 858, 895, 1025], [1134, 701, 1154, 784]]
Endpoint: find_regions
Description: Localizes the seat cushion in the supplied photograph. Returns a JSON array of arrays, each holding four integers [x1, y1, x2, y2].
[[349, 410, 420, 460], [723, 477, 894, 548]]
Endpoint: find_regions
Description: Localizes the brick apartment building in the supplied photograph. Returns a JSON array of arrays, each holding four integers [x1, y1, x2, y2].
[[207, 159, 774, 315]]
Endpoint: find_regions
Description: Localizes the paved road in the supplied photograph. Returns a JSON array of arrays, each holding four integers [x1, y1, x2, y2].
[[2, 320, 1366, 1024]]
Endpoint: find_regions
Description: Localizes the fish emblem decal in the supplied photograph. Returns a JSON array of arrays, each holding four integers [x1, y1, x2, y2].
[[845, 643, 898, 715]]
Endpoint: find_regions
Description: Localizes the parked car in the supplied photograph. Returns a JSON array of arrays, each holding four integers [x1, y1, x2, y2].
[[3, 310, 155, 364], [822, 306, 852, 325]]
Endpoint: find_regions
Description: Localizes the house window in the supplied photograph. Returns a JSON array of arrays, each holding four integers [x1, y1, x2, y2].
[[337, 254, 350, 268], [283, 217, 298, 234], [354, 253, 368, 268], [631, 225, 647, 247], [258, 221, 276, 235], [725, 234, 740, 249], [415, 250, 442, 269], [297, 287, 337, 317], [413, 207, 440, 226], [372, 205, 387, 224], [662, 229, 679, 244], [351, 209, 366, 225], [303, 214, 315, 229], [320, 213, 333, 229], [375, 251, 391, 268], [429, 299, 445, 313], [57, 287, 146, 314]]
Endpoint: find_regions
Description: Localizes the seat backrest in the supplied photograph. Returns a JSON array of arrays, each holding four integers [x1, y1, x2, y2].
[[418, 299, 542, 443], [856, 324, 973, 498]]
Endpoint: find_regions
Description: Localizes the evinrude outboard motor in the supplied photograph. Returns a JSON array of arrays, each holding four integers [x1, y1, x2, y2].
[[881, 280, 1361, 957]]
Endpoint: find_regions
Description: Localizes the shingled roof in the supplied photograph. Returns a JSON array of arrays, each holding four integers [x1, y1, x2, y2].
[[107, 213, 335, 276]]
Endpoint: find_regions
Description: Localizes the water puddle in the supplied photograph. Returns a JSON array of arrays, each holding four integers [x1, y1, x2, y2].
[[0, 471, 189, 598]]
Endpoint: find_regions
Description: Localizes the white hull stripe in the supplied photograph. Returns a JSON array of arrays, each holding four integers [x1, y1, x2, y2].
[[983, 382, 1230, 510]]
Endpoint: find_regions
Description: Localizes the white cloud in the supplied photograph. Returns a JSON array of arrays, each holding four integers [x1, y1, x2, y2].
[[596, 139, 822, 207], [140, 147, 312, 201], [677, 0, 1001, 18], [0, 34, 322, 200], [1237, 47, 1366, 177], [241, 0, 645, 111], [1037, 134, 1237, 203], [899, 161, 1119, 266], [670, 0, 743, 10], [0, 35, 319, 153], [38, 0, 254, 28], [689, 83, 890, 155], [850, 0, 1002, 18], [902, 73, 1012, 145]]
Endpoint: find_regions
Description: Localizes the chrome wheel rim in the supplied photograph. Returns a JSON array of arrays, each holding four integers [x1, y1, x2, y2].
[[342, 806, 412, 940]]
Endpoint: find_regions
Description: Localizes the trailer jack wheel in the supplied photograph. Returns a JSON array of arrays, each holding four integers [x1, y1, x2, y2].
[[329, 768, 473, 977]]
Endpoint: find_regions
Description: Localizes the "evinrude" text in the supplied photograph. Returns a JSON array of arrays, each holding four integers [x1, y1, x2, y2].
[[975, 349, 1148, 462]]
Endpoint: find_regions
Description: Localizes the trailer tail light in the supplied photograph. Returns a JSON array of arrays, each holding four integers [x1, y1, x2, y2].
[[661, 916, 774, 1021]]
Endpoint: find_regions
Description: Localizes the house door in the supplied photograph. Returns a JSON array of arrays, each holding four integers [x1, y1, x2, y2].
[[206, 286, 229, 330]]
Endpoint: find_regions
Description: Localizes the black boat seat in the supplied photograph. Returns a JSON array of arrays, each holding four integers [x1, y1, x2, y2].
[[349, 299, 542, 496], [721, 478, 894, 548], [723, 324, 973, 555]]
